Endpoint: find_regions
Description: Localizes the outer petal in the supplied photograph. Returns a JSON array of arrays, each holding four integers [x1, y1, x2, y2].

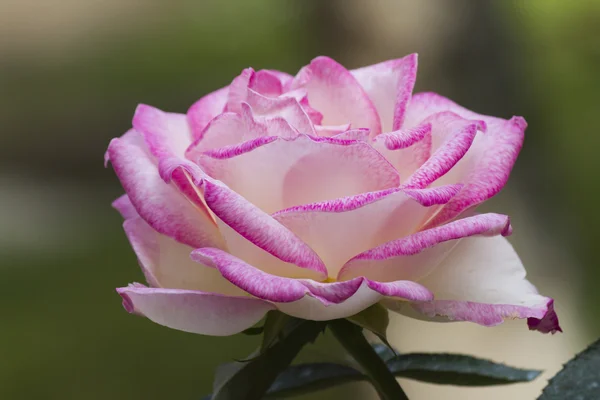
[[112, 194, 137, 220], [123, 216, 244, 295], [405, 93, 526, 226], [198, 135, 400, 213], [273, 185, 461, 278], [338, 213, 511, 282], [132, 104, 192, 160], [292, 56, 382, 135], [351, 54, 418, 132], [201, 178, 328, 279], [187, 86, 229, 140], [106, 130, 223, 249], [192, 248, 433, 321], [117, 284, 273, 336], [399, 236, 561, 333]]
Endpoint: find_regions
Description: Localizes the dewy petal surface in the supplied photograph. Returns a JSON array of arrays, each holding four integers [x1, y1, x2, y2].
[[398, 236, 561, 333], [351, 54, 418, 132], [106, 131, 223, 249], [117, 285, 273, 336], [198, 135, 399, 213], [293, 56, 382, 135], [192, 248, 433, 321]]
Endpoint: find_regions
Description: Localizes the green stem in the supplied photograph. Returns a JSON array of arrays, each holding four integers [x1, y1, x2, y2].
[[330, 319, 409, 400]]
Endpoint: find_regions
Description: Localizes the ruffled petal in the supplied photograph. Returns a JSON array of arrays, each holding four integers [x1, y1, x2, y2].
[[351, 54, 418, 132], [245, 89, 315, 135], [106, 130, 223, 249], [187, 86, 228, 140], [273, 185, 460, 278], [198, 135, 399, 213], [292, 56, 381, 135], [122, 216, 244, 295], [405, 93, 526, 226], [201, 178, 327, 279], [117, 284, 273, 336], [372, 122, 432, 179], [192, 248, 433, 321], [338, 213, 511, 282], [401, 112, 481, 189], [315, 124, 351, 137], [395, 236, 561, 333]]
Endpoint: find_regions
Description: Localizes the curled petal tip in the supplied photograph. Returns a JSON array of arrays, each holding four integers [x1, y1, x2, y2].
[[528, 299, 562, 334]]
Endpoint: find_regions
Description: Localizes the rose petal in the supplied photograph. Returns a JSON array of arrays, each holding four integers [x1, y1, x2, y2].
[[112, 194, 137, 220], [245, 89, 315, 135], [405, 93, 526, 226], [332, 128, 370, 141], [187, 86, 228, 140], [106, 130, 223, 249], [198, 135, 400, 213], [292, 56, 382, 135], [201, 178, 328, 279], [249, 69, 284, 97], [315, 124, 352, 137], [123, 216, 244, 295], [402, 112, 480, 189], [132, 104, 192, 160], [351, 53, 418, 132], [397, 236, 561, 333], [117, 284, 273, 336], [192, 248, 433, 321], [338, 213, 511, 282], [273, 186, 460, 278], [372, 122, 432, 178]]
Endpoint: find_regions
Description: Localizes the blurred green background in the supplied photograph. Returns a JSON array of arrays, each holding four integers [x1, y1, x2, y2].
[[1, 0, 599, 399]]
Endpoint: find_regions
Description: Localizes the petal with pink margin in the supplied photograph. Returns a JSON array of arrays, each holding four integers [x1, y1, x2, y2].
[[292, 56, 382, 135], [351, 54, 418, 132], [198, 135, 400, 213], [273, 185, 461, 278], [372, 122, 432, 179], [404, 93, 526, 227], [393, 236, 560, 333], [106, 130, 224, 249], [338, 213, 511, 282], [192, 248, 433, 321], [117, 284, 274, 336], [123, 215, 245, 295], [187, 86, 229, 140], [401, 112, 481, 189], [201, 178, 328, 279]]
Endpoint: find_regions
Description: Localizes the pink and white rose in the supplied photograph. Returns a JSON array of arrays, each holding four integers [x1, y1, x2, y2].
[[106, 54, 560, 336]]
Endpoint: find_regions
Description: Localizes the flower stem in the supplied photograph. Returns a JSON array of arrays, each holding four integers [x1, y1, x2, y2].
[[330, 319, 409, 400]]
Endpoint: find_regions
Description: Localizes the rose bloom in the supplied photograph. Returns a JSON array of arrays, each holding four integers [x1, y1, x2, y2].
[[106, 55, 560, 336]]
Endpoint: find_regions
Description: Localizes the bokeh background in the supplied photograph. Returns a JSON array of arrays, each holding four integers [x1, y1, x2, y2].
[[1, 0, 599, 399]]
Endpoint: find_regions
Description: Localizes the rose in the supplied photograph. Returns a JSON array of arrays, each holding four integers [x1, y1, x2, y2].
[[106, 54, 560, 336]]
